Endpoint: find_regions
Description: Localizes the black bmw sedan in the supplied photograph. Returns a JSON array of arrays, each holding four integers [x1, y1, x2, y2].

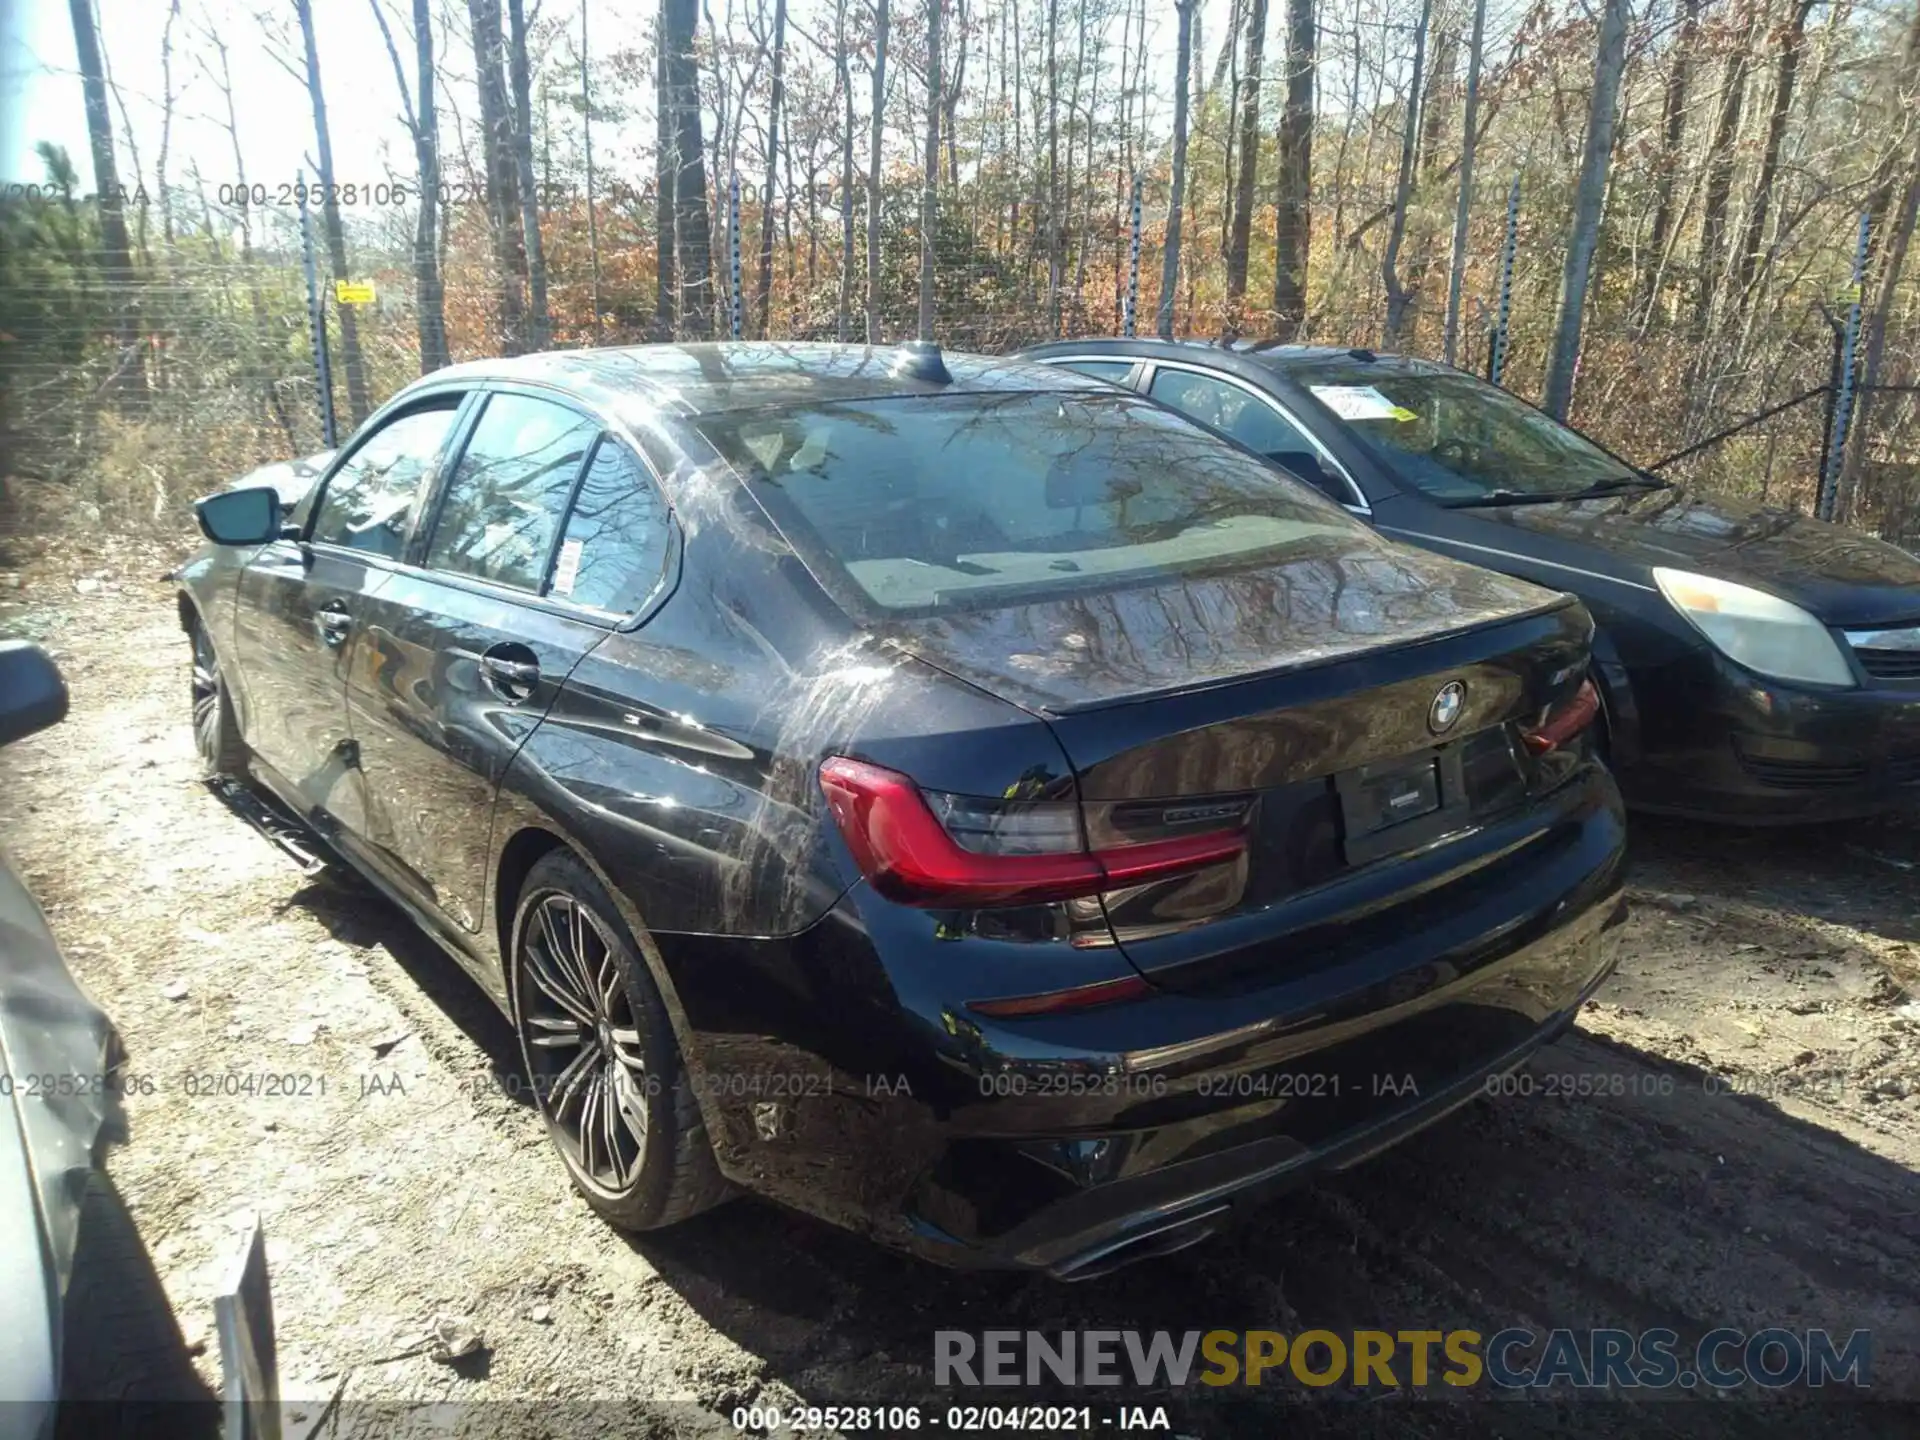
[[1021, 338, 1920, 824], [176, 342, 1624, 1277]]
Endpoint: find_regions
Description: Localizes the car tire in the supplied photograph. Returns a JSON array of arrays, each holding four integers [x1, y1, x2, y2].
[[188, 616, 246, 780], [510, 850, 730, 1231], [57, 1172, 214, 1438]]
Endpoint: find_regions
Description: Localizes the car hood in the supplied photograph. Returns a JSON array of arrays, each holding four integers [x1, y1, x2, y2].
[[1464, 486, 1920, 626], [0, 849, 122, 1324], [884, 528, 1569, 714]]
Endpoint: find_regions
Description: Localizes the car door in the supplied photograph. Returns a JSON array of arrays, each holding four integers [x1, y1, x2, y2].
[[230, 396, 469, 830], [1141, 364, 1372, 515], [341, 390, 672, 937]]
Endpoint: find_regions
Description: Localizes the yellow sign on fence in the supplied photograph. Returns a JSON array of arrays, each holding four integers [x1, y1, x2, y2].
[[334, 281, 376, 305]]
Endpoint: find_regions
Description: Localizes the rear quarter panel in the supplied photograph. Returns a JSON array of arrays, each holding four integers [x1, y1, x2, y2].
[[486, 520, 1067, 946]]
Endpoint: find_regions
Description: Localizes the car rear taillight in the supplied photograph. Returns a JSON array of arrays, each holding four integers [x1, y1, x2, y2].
[[818, 757, 1248, 908], [1520, 678, 1601, 754]]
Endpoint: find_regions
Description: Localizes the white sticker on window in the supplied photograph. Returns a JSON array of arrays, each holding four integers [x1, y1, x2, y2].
[[1310, 384, 1414, 422], [552, 537, 584, 596]]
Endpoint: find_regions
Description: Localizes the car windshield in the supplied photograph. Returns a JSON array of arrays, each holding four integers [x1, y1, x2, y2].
[[1289, 363, 1643, 504], [698, 391, 1366, 616]]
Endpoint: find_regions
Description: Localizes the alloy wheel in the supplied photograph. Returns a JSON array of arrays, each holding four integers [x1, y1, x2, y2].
[[190, 625, 223, 768], [517, 893, 651, 1195]]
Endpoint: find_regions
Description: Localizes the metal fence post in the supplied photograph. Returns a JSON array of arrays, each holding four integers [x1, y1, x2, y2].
[[1123, 175, 1142, 338], [1817, 210, 1871, 522], [1489, 174, 1520, 388], [728, 171, 744, 341], [298, 170, 338, 448]]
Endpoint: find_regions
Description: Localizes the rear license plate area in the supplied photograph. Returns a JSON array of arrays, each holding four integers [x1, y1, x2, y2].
[[1336, 747, 1465, 865]]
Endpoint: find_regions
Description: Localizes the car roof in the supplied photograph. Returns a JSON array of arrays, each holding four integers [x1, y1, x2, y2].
[[1021, 336, 1454, 381], [401, 341, 1116, 420]]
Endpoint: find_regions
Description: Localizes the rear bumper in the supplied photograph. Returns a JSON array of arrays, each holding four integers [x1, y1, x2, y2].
[[657, 767, 1628, 1273], [1613, 650, 1920, 824], [927, 938, 1620, 1280], [898, 878, 1625, 1277]]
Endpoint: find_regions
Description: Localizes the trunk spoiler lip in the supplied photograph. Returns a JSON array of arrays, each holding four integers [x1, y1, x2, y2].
[[1017, 591, 1582, 719]]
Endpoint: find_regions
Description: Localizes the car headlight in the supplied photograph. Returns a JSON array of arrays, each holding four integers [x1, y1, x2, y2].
[[1652, 568, 1856, 688]]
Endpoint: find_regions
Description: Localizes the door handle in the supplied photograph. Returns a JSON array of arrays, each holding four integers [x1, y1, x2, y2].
[[316, 603, 351, 648], [479, 650, 541, 701]]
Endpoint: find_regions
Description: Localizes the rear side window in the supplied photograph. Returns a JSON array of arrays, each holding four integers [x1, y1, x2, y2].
[[547, 438, 674, 613], [311, 405, 460, 558], [697, 391, 1363, 616], [1056, 359, 1134, 384], [426, 394, 597, 591]]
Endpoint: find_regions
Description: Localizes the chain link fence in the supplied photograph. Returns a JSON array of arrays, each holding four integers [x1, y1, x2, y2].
[[3, 179, 1915, 545]]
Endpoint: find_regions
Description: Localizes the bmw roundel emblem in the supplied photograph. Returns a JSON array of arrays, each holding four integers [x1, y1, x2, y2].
[[1429, 681, 1466, 734]]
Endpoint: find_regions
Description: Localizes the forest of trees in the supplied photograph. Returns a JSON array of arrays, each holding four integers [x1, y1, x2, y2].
[[3, 0, 1919, 537]]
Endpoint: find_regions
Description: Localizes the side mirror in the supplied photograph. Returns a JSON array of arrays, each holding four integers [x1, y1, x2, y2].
[[196, 486, 283, 547], [0, 642, 69, 747]]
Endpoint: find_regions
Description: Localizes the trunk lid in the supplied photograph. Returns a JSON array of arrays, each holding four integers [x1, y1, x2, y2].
[[886, 546, 1593, 995], [881, 530, 1565, 714]]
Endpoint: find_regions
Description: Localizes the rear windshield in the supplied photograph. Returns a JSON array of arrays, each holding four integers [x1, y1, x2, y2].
[[1291, 363, 1637, 503], [697, 391, 1364, 615]]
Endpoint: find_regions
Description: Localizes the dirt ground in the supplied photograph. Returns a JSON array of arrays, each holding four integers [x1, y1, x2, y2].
[[2, 523, 1918, 1440]]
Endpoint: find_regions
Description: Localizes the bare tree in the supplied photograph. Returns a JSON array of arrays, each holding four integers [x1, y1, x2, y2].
[[197, 32, 253, 264], [867, 0, 890, 342], [1733, 0, 1817, 303], [66, 0, 139, 401], [1694, 0, 1756, 341], [1272, 0, 1315, 337], [757, 0, 789, 335], [1441, 0, 1487, 364], [469, 0, 529, 354], [1417, 20, 1457, 178], [1046, 0, 1061, 335], [369, 0, 451, 373], [1158, 0, 1197, 339], [508, 0, 553, 348], [943, 0, 968, 186], [835, 0, 855, 339], [1838, 3, 1920, 520], [1381, 0, 1434, 345], [295, 0, 372, 422], [665, 0, 716, 336], [1841, 159, 1920, 521], [157, 0, 182, 247], [98, 21, 151, 270], [1541, 0, 1630, 419], [919, 0, 941, 340], [654, 0, 676, 335], [580, 0, 602, 341], [1226, 0, 1268, 320], [1637, 0, 1700, 329]]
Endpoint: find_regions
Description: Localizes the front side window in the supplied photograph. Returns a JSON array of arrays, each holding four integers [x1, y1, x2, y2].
[[698, 391, 1366, 616], [1147, 368, 1350, 503], [1293, 364, 1641, 504], [426, 393, 598, 591], [311, 404, 461, 558], [547, 438, 674, 613], [1148, 369, 1311, 456]]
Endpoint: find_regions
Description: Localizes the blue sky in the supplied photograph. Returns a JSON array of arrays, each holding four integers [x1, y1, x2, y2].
[[2, 0, 1212, 196]]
